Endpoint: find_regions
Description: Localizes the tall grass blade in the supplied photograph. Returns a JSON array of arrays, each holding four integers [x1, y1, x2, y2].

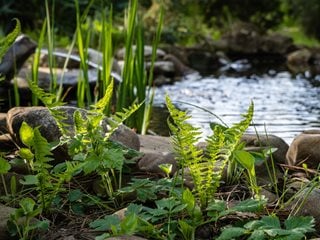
[[141, 3, 164, 134], [75, 0, 92, 107], [100, 6, 113, 114], [45, 0, 57, 93], [32, 19, 47, 106]]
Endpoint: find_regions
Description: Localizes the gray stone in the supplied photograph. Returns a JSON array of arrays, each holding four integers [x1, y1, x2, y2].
[[288, 185, 320, 231], [138, 152, 177, 176], [138, 135, 172, 154], [286, 130, 320, 169], [241, 134, 289, 165], [116, 45, 166, 60], [0, 204, 16, 239], [0, 113, 8, 133]]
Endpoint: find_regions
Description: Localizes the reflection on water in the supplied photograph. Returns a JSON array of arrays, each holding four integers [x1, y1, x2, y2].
[[152, 72, 320, 144]]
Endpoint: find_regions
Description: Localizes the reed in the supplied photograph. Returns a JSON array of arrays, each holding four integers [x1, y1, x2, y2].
[[117, 0, 164, 133]]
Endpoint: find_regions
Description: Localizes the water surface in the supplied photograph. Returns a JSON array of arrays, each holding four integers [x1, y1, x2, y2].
[[153, 71, 320, 144]]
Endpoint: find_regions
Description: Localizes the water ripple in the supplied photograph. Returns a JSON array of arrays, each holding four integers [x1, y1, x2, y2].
[[154, 72, 320, 144]]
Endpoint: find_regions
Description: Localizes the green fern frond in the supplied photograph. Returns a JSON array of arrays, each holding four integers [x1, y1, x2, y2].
[[206, 102, 254, 195], [165, 94, 203, 195], [0, 18, 21, 59], [28, 80, 69, 135], [73, 110, 87, 134], [166, 95, 203, 168], [92, 80, 114, 114], [28, 81, 57, 107], [166, 95, 254, 208], [104, 102, 142, 140], [33, 127, 53, 170]]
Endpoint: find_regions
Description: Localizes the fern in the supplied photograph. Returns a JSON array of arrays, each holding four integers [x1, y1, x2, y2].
[[0, 18, 21, 60], [201, 103, 253, 206], [92, 80, 114, 115], [166, 95, 254, 208], [104, 102, 143, 141], [165, 95, 203, 182]]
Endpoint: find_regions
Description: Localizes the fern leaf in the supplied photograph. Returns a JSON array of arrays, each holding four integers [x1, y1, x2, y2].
[[33, 127, 53, 170], [105, 102, 142, 140], [0, 18, 21, 59], [73, 110, 88, 134], [92, 80, 114, 114], [206, 102, 254, 194], [165, 95, 203, 186]]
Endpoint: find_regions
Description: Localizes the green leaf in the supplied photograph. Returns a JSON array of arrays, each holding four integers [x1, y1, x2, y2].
[[284, 216, 315, 233], [83, 153, 100, 174], [178, 220, 195, 240], [19, 197, 35, 214], [217, 227, 246, 240], [231, 198, 266, 213], [33, 127, 53, 165], [68, 189, 83, 202], [259, 215, 281, 229], [234, 150, 255, 175], [93, 80, 114, 114], [120, 212, 138, 235], [102, 148, 125, 170], [20, 175, 38, 185], [0, 157, 11, 174], [18, 148, 34, 161], [19, 122, 34, 147], [247, 229, 266, 240], [0, 18, 20, 60], [89, 215, 120, 231], [182, 188, 195, 213], [95, 233, 110, 240], [71, 202, 85, 215], [30, 220, 49, 231]]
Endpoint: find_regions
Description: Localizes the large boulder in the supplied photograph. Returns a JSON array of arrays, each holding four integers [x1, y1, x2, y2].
[[240, 134, 289, 186], [286, 130, 320, 169], [241, 134, 289, 165]]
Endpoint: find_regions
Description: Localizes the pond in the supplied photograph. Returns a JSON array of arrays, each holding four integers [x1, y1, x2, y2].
[[152, 67, 320, 144]]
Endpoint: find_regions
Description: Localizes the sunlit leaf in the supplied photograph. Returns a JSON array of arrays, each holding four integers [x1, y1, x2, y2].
[[0, 157, 11, 174]]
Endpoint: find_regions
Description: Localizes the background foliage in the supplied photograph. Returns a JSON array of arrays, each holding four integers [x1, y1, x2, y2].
[[1, 0, 319, 45]]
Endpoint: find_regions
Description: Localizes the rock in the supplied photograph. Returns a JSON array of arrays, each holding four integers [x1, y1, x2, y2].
[[241, 134, 289, 165], [287, 48, 312, 65], [240, 134, 288, 186], [0, 34, 37, 82], [260, 33, 294, 55], [0, 204, 16, 239], [221, 22, 262, 55], [187, 50, 221, 73], [286, 130, 320, 169], [0, 113, 8, 133], [138, 135, 172, 154], [288, 184, 320, 231], [146, 60, 175, 76], [116, 45, 166, 60], [7, 106, 61, 144], [163, 54, 196, 76], [138, 152, 177, 176], [6, 106, 140, 162]]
